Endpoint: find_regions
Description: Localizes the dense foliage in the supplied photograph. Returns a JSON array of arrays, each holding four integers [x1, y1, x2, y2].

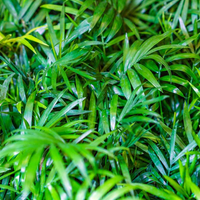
[[1, 0, 200, 199]]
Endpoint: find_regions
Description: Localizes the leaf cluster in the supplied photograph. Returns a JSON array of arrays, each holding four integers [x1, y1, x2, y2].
[[0, 0, 200, 199]]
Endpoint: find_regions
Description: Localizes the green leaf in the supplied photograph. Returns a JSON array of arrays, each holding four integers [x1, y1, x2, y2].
[[45, 98, 85, 127], [18, 38, 36, 54], [67, 17, 92, 44], [157, 0, 179, 18], [18, 0, 33, 19], [59, 143, 88, 180], [122, 116, 158, 124], [106, 32, 135, 48], [46, 13, 58, 56], [148, 140, 169, 170], [162, 83, 185, 97], [125, 40, 143, 71], [172, 140, 197, 164], [118, 88, 139, 122], [164, 176, 189, 197], [59, 3, 65, 58], [188, 82, 200, 98], [169, 122, 178, 166], [133, 31, 172, 64], [121, 74, 131, 99], [23, 0, 42, 22], [0, 184, 20, 194], [38, 90, 66, 126], [102, 109, 110, 134], [54, 49, 88, 65], [134, 63, 162, 92], [24, 35, 48, 46], [124, 18, 140, 39], [127, 68, 144, 96], [166, 53, 200, 62], [127, 183, 182, 200], [0, 73, 14, 100], [183, 102, 193, 143], [172, 0, 184, 29], [181, 0, 189, 22], [60, 66, 72, 93], [65, 65, 96, 80], [160, 75, 188, 87], [97, 8, 115, 36], [89, 176, 123, 200], [165, 64, 197, 81], [24, 148, 43, 192], [147, 44, 188, 55], [41, 4, 89, 18], [110, 94, 118, 131], [90, 1, 107, 29], [2, 0, 19, 18], [48, 184, 60, 200], [22, 91, 36, 128], [88, 92, 96, 129], [50, 144, 72, 198], [77, 0, 94, 16], [149, 147, 166, 176], [143, 54, 171, 77], [106, 14, 122, 42]]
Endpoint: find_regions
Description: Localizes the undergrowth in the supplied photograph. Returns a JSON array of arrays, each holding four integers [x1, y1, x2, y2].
[[0, 0, 200, 199]]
